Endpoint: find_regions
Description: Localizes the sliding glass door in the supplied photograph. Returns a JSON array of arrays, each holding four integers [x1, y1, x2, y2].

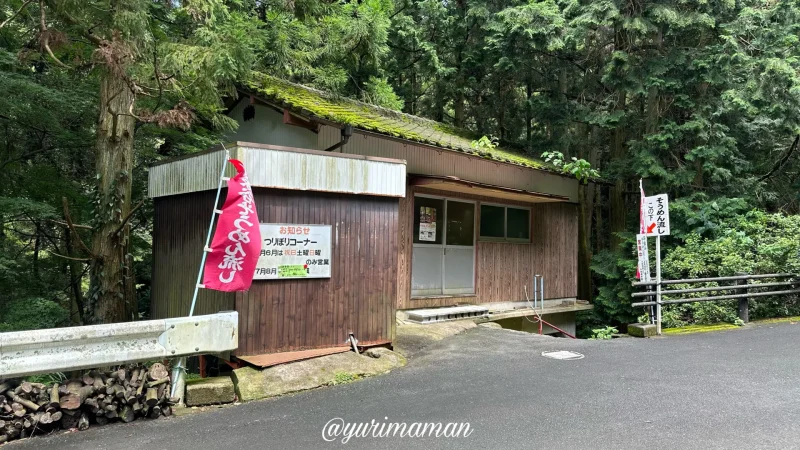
[[411, 195, 475, 296]]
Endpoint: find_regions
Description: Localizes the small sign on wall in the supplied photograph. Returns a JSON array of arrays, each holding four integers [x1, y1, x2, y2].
[[419, 206, 437, 242], [254, 224, 332, 279]]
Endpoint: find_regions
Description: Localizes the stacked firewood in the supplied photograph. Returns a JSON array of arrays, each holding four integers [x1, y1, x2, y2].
[[0, 363, 177, 443]]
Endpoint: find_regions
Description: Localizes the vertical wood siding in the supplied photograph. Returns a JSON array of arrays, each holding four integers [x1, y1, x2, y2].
[[152, 188, 398, 356], [151, 192, 235, 320], [238, 189, 397, 355], [396, 186, 578, 310]]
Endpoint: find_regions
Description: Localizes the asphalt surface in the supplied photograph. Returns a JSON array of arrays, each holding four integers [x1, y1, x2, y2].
[[9, 321, 800, 450]]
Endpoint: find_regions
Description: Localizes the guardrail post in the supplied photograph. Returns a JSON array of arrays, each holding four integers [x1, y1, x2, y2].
[[736, 273, 749, 323]]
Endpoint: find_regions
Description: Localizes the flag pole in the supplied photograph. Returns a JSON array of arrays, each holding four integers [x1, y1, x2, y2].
[[170, 143, 231, 402], [656, 234, 662, 335], [189, 144, 231, 317], [640, 179, 655, 323]]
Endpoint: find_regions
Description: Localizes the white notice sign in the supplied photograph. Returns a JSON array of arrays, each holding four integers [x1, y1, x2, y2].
[[636, 234, 651, 282], [419, 206, 437, 242], [254, 224, 332, 279], [643, 194, 670, 236]]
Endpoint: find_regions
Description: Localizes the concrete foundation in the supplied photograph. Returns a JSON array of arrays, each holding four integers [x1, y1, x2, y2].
[[494, 312, 577, 336]]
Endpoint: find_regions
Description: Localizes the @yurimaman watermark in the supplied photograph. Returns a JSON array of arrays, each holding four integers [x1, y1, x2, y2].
[[322, 417, 474, 444]]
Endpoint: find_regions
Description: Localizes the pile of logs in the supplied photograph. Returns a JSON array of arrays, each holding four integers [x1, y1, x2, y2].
[[1, 363, 177, 443]]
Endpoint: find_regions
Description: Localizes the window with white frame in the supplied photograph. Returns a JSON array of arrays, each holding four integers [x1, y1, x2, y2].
[[479, 204, 530, 242]]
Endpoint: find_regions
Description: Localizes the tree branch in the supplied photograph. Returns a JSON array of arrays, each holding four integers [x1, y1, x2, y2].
[[757, 135, 799, 182], [0, 0, 34, 29], [113, 198, 145, 236], [44, 0, 103, 45], [47, 218, 92, 230], [62, 197, 96, 258], [38, 0, 68, 68], [51, 252, 91, 262]]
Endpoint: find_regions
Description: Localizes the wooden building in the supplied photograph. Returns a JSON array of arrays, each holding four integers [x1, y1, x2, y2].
[[149, 75, 591, 364]]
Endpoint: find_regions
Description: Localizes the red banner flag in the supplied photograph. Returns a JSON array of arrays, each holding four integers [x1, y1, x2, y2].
[[202, 159, 261, 291]]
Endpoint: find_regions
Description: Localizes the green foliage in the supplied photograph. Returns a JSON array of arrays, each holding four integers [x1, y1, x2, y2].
[[663, 211, 800, 278], [1, 0, 800, 332], [471, 136, 498, 151], [589, 326, 618, 340], [332, 372, 361, 385], [657, 211, 800, 327], [541, 151, 600, 183], [25, 372, 67, 385], [0, 298, 69, 332], [589, 243, 640, 326], [362, 77, 405, 110]]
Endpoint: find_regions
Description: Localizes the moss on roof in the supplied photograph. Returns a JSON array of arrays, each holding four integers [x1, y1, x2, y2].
[[244, 73, 547, 170]]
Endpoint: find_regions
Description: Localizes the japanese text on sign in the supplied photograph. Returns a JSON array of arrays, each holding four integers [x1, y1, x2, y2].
[[254, 224, 332, 279], [643, 194, 670, 236], [636, 234, 651, 282], [419, 206, 437, 242]]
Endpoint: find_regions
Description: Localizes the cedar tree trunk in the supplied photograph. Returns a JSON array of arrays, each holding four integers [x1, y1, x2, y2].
[[87, 69, 136, 324]]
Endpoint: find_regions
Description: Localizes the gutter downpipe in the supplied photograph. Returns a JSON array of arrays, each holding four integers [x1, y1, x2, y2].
[[324, 125, 353, 152]]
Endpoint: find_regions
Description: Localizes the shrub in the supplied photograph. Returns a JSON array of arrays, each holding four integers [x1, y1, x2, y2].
[[659, 211, 800, 326], [589, 326, 618, 340], [0, 297, 69, 331]]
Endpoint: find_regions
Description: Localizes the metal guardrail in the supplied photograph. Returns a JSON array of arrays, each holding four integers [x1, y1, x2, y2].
[[0, 312, 238, 378], [631, 273, 800, 332]]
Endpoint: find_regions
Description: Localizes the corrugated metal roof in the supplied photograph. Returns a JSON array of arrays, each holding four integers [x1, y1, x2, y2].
[[148, 143, 407, 198]]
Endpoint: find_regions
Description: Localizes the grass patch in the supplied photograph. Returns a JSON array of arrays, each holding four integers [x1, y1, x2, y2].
[[663, 316, 800, 335], [753, 316, 800, 325], [662, 323, 740, 335], [332, 372, 361, 385]]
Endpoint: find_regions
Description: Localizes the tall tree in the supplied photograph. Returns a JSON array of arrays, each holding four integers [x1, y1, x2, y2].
[[3, 0, 259, 323]]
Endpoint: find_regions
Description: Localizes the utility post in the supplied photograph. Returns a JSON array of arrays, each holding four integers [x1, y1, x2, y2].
[[736, 273, 749, 323]]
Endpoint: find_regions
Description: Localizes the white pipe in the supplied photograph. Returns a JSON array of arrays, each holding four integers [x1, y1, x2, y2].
[[171, 144, 231, 403], [540, 276, 545, 310]]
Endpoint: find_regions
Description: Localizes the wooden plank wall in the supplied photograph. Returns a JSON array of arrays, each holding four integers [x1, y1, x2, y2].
[[151, 191, 235, 320], [530, 202, 579, 302], [152, 188, 398, 357], [236, 188, 398, 356], [397, 186, 578, 310]]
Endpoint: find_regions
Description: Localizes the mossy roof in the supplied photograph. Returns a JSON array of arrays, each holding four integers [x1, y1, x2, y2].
[[244, 74, 548, 171]]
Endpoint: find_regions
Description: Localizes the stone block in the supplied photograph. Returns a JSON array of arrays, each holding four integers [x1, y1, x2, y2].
[[628, 323, 657, 338], [185, 376, 236, 406]]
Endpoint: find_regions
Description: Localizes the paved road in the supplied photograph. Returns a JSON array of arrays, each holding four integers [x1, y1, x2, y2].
[[10, 322, 800, 449]]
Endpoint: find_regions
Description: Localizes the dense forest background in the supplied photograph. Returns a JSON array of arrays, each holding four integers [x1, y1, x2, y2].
[[1, 0, 798, 333]]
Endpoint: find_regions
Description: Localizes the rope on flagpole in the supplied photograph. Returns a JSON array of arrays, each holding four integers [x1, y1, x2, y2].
[[171, 142, 230, 402]]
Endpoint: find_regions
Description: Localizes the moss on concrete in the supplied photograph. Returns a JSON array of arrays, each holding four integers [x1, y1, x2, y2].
[[753, 316, 800, 325], [245, 74, 550, 170], [662, 323, 739, 335]]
